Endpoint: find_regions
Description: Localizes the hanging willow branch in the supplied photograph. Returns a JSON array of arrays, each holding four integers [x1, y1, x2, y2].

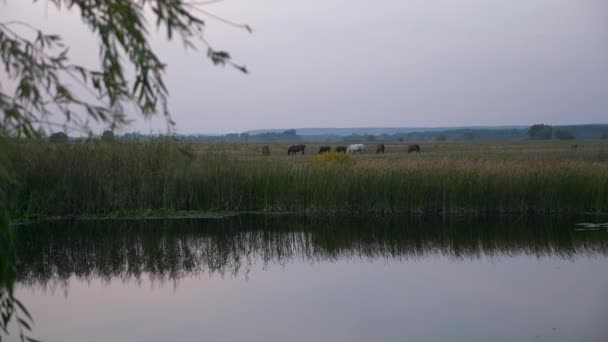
[[0, 0, 251, 137], [0, 2, 250, 341]]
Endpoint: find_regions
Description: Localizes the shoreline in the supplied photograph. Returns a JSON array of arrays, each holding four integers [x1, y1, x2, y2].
[[10, 209, 608, 226]]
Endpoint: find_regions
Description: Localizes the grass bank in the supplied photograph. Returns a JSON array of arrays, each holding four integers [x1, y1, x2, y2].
[[5, 141, 608, 216]]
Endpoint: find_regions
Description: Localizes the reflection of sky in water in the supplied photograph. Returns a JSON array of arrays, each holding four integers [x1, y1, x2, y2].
[[14, 255, 608, 342], [8, 217, 608, 341]]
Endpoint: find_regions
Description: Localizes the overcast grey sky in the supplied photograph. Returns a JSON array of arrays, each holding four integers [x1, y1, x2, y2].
[[2, 0, 607, 134]]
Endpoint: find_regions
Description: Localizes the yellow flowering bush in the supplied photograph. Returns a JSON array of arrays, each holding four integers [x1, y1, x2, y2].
[[313, 152, 355, 166]]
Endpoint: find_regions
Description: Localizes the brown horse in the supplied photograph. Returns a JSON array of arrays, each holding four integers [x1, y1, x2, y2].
[[288, 144, 306, 155], [407, 144, 420, 153], [335, 146, 347, 153], [376, 144, 385, 154], [262, 146, 270, 156], [318, 146, 331, 154]]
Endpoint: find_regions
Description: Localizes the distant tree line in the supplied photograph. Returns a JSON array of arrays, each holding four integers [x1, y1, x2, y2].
[[528, 124, 553, 140], [43, 125, 608, 143], [528, 124, 595, 141], [179, 129, 301, 142], [554, 129, 575, 140]]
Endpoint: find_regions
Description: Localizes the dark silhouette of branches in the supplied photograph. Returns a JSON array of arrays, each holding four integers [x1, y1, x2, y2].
[[0, 1, 251, 340], [0, 0, 251, 137]]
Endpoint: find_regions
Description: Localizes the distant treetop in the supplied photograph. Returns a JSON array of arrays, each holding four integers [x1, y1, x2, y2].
[[528, 124, 553, 140], [102, 130, 116, 142], [49, 132, 68, 143]]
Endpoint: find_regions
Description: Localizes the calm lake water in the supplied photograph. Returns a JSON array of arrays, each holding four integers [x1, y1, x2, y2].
[[9, 216, 608, 342]]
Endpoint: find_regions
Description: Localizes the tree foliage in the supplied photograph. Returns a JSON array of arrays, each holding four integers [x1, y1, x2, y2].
[[49, 131, 68, 143], [463, 130, 474, 141], [0, 0, 250, 137], [554, 129, 574, 140], [528, 124, 553, 140], [101, 130, 115, 142]]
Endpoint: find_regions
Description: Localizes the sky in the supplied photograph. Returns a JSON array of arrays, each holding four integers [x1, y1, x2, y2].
[[1, 0, 608, 134]]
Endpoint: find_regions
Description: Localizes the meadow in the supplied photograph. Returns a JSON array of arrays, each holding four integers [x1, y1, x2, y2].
[[5, 139, 608, 217]]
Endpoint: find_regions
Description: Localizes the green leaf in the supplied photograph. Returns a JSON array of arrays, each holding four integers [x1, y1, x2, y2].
[[17, 317, 31, 331], [14, 299, 32, 321]]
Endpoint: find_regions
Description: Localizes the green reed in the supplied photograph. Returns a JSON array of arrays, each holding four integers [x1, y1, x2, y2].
[[6, 141, 608, 216]]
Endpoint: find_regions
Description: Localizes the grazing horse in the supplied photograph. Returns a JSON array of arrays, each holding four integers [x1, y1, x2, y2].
[[376, 144, 385, 154], [347, 144, 365, 154], [335, 146, 347, 153], [288, 144, 306, 155], [262, 146, 270, 156], [318, 146, 331, 154], [408, 144, 421, 153]]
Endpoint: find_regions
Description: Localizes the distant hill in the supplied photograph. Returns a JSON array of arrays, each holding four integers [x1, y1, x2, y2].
[[113, 124, 608, 143], [245, 126, 528, 137], [243, 124, 608, 142]]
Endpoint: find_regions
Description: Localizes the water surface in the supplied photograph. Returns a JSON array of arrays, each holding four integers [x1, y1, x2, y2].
[[10, 216, 608, 342]]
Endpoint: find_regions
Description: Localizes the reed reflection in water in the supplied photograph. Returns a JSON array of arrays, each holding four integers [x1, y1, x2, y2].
[[13, 215, 608, 288], [10, 215, 608, 342]]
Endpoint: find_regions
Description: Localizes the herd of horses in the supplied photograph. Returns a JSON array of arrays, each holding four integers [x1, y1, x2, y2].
[[272, 143, 420, 156]]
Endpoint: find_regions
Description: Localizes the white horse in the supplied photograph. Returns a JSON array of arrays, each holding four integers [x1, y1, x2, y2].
[[347, 144, 365, 154]]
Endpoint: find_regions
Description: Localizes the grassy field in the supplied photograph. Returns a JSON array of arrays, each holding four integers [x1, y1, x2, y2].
[[5, 139, 608, 217]]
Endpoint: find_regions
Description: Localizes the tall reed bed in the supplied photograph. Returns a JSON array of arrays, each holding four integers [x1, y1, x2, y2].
[[6, 141, 608, 216]]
